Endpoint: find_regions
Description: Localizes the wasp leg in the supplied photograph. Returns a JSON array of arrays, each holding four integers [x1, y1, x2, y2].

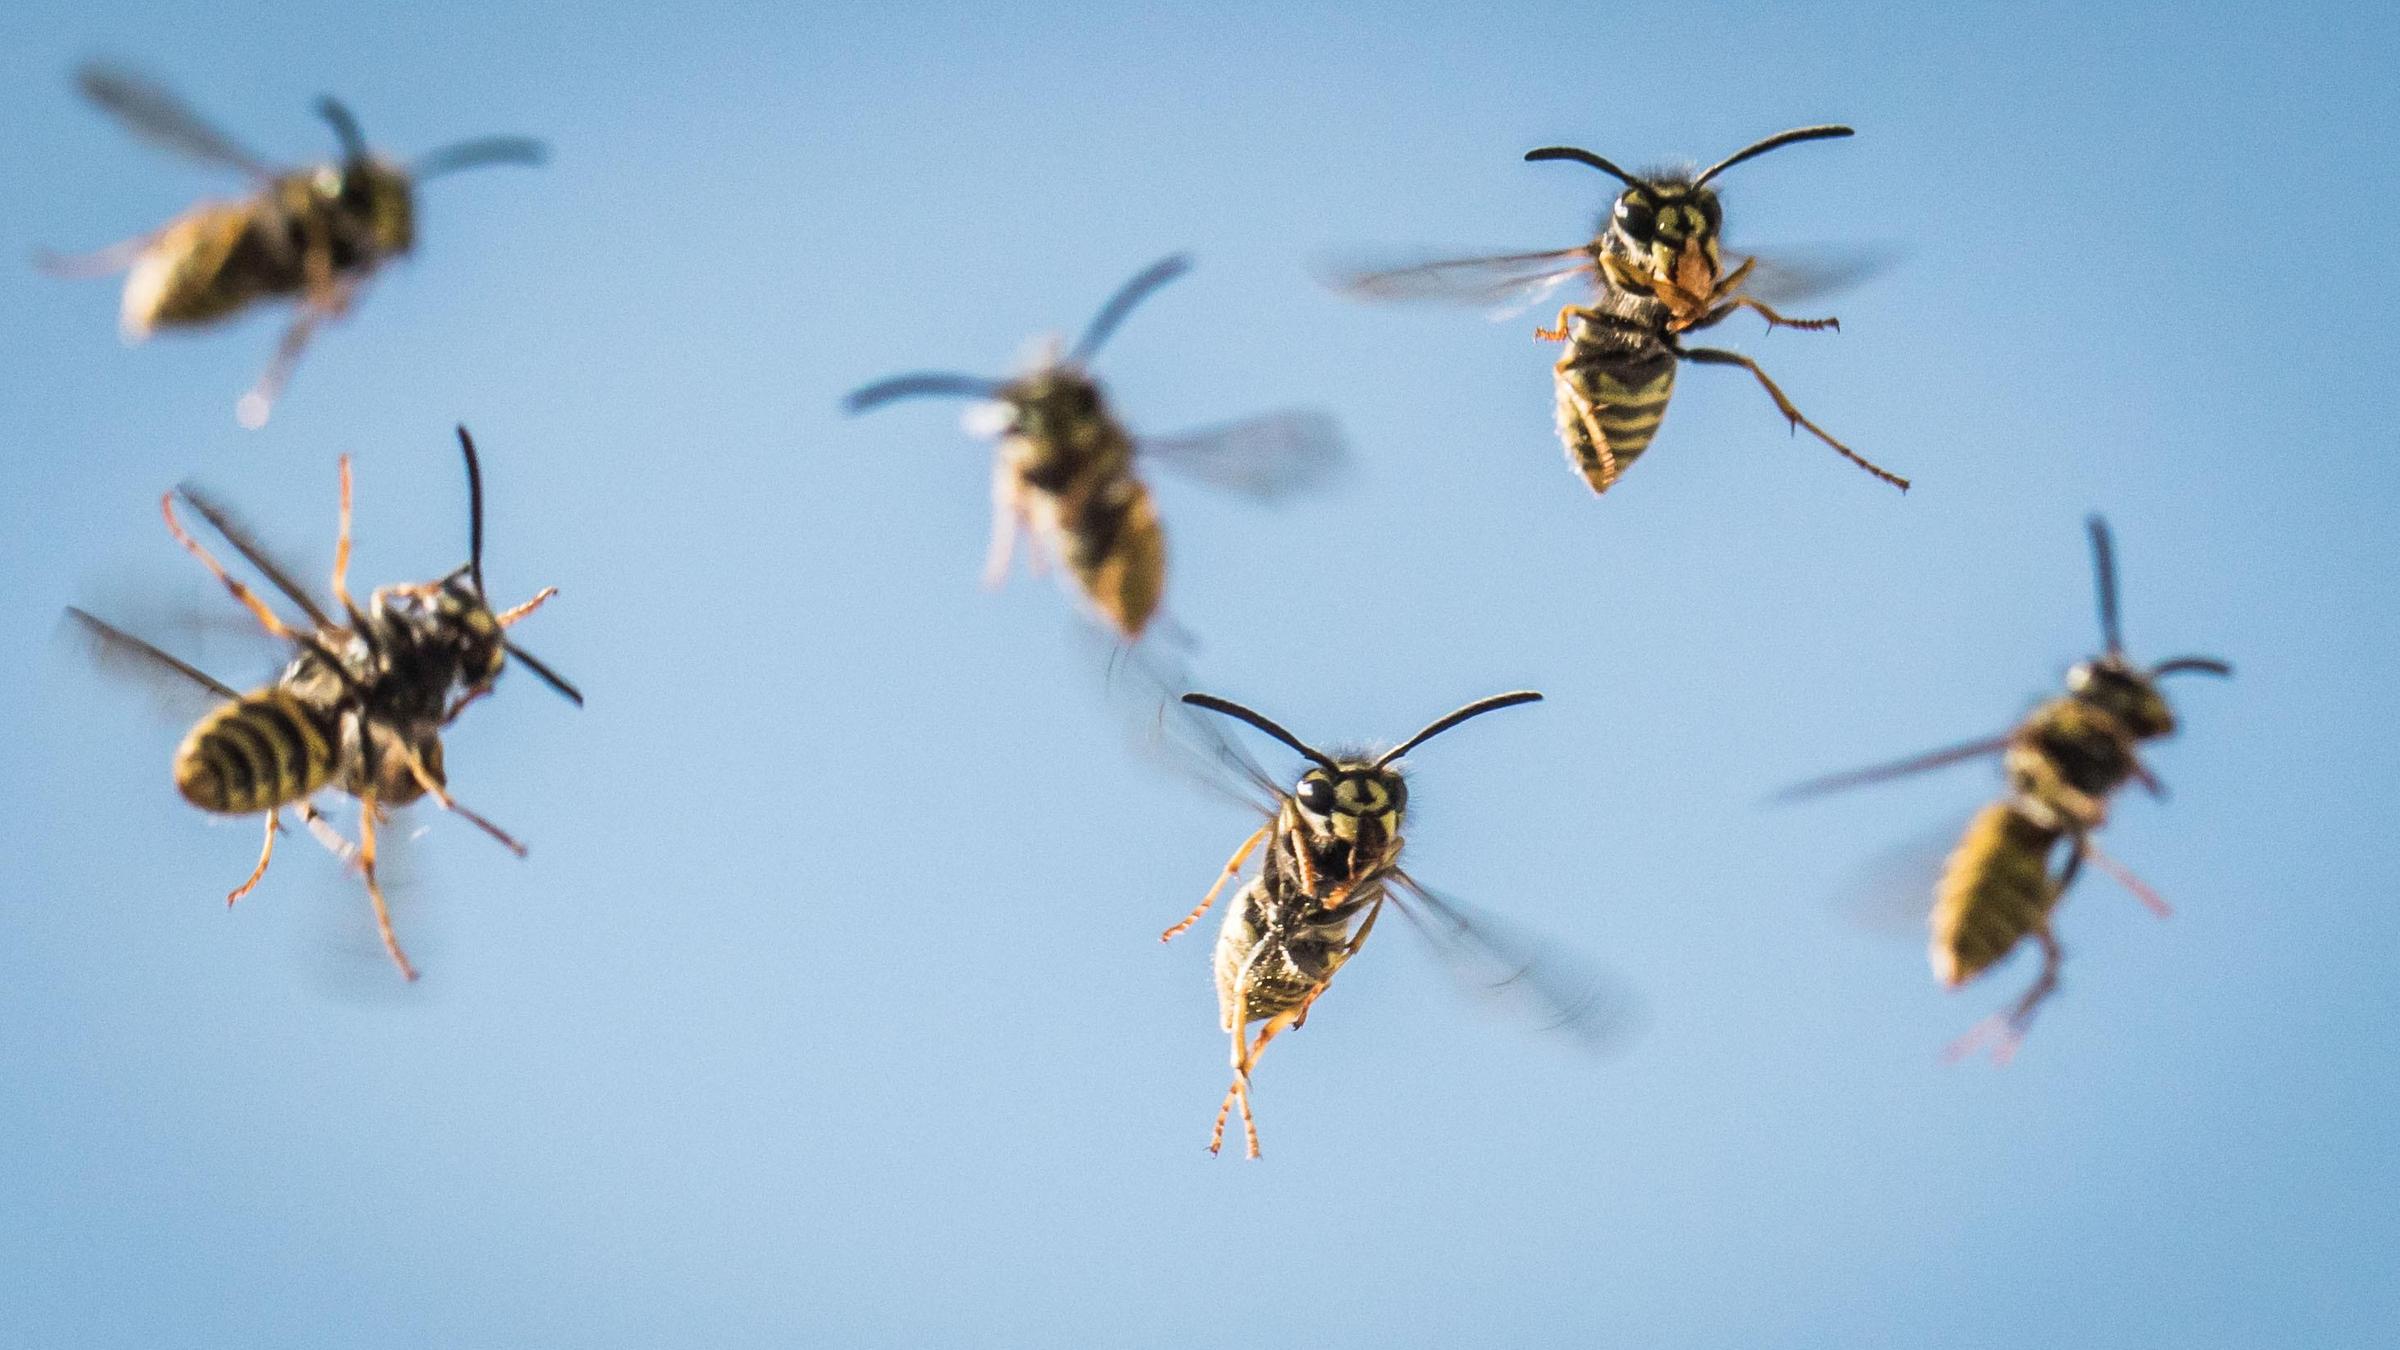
[[496, 587, 559, 627], [1223, 1003, 1312, 1159], [982, 461, 1027, 589], [1726, 296, 1840, 333], [1535, 303, 1593, 344], [1678, 345, 1909, 491], [1162, 826, 1267, 943], [399, 742, 529, 857], [226, 810, 284, 907], [236, 302, 333, 430], [355, 791, 419, 982], [1555, 377, 1623, 494], [300, 802, 356, 865], [329, 454, 362, 617], [161, 494, 310, 642], [1293, 895, 1384, 1030], [2081, 837, 2174, 920], [1945, 927, 2062, 1066]]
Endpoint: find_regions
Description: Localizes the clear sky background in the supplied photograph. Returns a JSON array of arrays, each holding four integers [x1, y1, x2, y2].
[[0, 2, 2393, 1346]]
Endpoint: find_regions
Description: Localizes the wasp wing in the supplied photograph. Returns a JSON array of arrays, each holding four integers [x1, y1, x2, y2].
[[1771, 733, 2015, 803], [1097, 637, 1281, 815], [1321, 245, 1597, 315], [76, 63, 278, 180], [1139, 410, 1349, 501], [1388, 870, 1643, 1053], [63, 605, 247, 728], [1729, 243, 1903, 309]]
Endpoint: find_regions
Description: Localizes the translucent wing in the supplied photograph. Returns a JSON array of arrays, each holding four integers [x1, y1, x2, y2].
[[1388, 870, 1643, 1053], [1772, 733, 2014, 803], [1098, 637, 1281, 815], [77, 63, 277, 180], [1322, 245, 1597, 314], [62, 606, 246, 726], [1818, 817, 1966, 941], [1140, 410, 1349, 501], [1730, 243, 1903, 308]]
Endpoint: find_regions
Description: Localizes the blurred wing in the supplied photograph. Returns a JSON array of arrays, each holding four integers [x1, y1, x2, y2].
[[1730, 243, 1903, 308], [1772, 733, 2014, 803], [1820, 817, 1965, 942], [1140, 410, 1349, 501], [1388, 871, 1643, 1054], [63, 606, 241, 723], [1096, 636, 1280, 815], [77, 63, 277, 180], [1322, 246, 1596, 315], [173, 484, 338, 630]]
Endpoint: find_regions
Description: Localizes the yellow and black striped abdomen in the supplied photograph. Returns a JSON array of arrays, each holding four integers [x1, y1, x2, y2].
[[1554, 343, 1678, 495], [172, 687, 339, 816], [1930, 802, 2064, 988], [1058, 473, 1165, 640]]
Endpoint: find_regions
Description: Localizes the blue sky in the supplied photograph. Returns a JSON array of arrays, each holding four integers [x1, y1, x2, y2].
[[1, 2, 2394, 1346]]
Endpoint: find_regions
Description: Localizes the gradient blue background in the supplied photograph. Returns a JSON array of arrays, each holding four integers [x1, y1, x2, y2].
[[1, 2, 2393, 1346]]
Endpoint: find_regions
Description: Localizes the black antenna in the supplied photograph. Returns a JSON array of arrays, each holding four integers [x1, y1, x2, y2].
[[1523, 145, 1641, 187], [1694, 124, 1853, 186], [504, 641, 583, 706], [2087, 514, 2122, 654], [315, 96, 369, 166], [1375, 691, 1543, 767], [2152, 656, 2233, 679], [1068, 254, 1192, 365], [413, 136, 547, 179], [458, 425, 486, 596], [1181, 693, 1337, 770], [842, 372, 1007, 415]]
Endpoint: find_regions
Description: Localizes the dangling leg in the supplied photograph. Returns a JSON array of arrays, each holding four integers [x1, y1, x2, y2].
[[330, 454, 360, 617], [1161, 826, 1266, 942], [355, 791, 419, 982], [1944, 927, 2062, 1065], [1679, 346, 1910, 491], [496, 587, 559, 626], [2081, 838, 2173, 919], [1724, 295, 1841, 333], [982, 461, 1025, 589], [398, 740, 529, 857], [226, 810, 283, 906], [1221, 1002, 1312, 1159], [236, 304, 329, 430], [162, 495, 307, 641], [1535, 304, 1594, 345], [1295, 896, 1387, 1030], [300, 803, 356, 865]]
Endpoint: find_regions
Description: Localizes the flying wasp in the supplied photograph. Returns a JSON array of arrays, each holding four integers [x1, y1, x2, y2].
[[42, 63, 546, 428], [1334, 125, 1906, 496], [1154, 686, 1625, 1158], [70, 426, 581, 980], [1777, 517, 2229, 1061], [844, 254, 1346, 641]]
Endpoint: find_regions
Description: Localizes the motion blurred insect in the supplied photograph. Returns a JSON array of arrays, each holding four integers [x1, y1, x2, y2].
[[42, 63, 546, 428], [843, 254, 1346, 641], [69, 427, 580, 980], [1157, 686, 1624, 1157], [1777, 517, 2229, 1061], [1334, 125, 1907, 496]]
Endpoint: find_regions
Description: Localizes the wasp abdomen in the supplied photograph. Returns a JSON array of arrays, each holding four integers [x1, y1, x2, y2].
[[173, 687, 339, 815], [1062, 476, 1165, 639], [1930, 802, 2063, 987], [1554, 334, 1677, 495]]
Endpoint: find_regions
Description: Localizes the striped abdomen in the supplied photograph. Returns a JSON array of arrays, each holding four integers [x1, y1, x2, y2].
[[1055, 474, 1165, 639], [173, 687, 340, 815], [123, 200, 304, 337], [1553, 325, 1678, 495], [1930, 802, 2064, 987]]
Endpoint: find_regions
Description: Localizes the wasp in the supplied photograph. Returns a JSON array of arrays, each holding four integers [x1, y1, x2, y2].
[[1154, 686, 1622, 1157], [69, 427, 580, 980], [1335, 125, 1906, 496], [1778, 517, 2229, 1060], [43, 63, 546, 428], [843, 254, 1346, 641]]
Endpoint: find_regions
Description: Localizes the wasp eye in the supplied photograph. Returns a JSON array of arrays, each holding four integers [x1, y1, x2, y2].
[[1613, 195, 1656, 241], [1385, 777, 1408, 813], [1697, 194, 1723, 230], [1295, 778, 1336, 813]]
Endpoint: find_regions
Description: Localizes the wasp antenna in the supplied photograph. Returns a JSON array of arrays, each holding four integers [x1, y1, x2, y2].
[[1181, 693, 1336, 770], [2152, 656, 2233, 679], [2086, 514, 2122, 654], [842, 372, 1006, 414], [1068, 254, 1193, 365], [456, 425, 487, 597], [504, 641, 583, 707], [1376, 691, 1543, 767], [1694, 125, 1853, 186], [315, 95, 369, 165], [1523, 146, 1641, 187], [413, 136, 547, 179]]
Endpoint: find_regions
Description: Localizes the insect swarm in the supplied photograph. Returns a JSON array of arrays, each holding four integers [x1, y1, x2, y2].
[[843, 254, 1345, 641], [70, 427, 580, 980], [1157, 687, 1614, 1158], [1778, 517, 2230, 1061], [42, 63, 546, 428], [1335, 125, 1906, 497]]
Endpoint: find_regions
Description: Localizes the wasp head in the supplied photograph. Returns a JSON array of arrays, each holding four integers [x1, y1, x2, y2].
[[2066, 656, 2175, 740], [1604, 178, 1725, 299], [1291, 762, 1408, 847]]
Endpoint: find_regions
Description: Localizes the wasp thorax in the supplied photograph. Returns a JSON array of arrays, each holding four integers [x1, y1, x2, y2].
[[317, 159, 416, 260], [2067, 658, 2176, 739], [382, 574, 507, 689], [1293, 766, 1408, 842]]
